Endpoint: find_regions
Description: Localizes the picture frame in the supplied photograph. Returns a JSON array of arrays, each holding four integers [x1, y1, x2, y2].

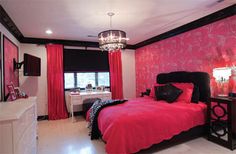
[[96, 86, 105, 92], [6, 83, 17, 101], [86, 83, 93, 92], [3, 35, 19, 101]]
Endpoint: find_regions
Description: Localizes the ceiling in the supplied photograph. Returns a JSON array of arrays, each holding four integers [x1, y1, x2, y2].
[[0, 0, 235, 45]]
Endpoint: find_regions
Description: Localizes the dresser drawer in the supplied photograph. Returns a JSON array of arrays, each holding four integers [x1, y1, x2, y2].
[[71, 96, 82, 105], [13, 105, 35, 144], [82, 95, 99, 100], [15, 122, 36, 154], [103, 93, 111, 97]]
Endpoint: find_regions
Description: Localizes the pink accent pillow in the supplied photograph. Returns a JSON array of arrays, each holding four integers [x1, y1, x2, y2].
[[172, 83, 194, 103], [150, 83, 194, 103]]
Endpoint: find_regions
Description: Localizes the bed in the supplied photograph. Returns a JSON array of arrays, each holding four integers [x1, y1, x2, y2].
[[89, 71, 210, 154]]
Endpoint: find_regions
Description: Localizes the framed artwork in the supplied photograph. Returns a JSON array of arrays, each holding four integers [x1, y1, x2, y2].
[[3, 35, 19, 101], [6, 83, 17, 101], [96, 86, 105, 92]]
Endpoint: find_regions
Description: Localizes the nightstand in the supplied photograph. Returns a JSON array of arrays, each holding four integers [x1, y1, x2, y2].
[[208, 96, 236, 150]]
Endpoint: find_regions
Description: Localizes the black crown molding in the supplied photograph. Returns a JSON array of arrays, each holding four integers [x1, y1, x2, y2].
[[1, 4, 236, 50], [0, 5, 24, 41], [21, 37, 100, 48], [134, 4, 236, 49], [21, 37, 136, 49]]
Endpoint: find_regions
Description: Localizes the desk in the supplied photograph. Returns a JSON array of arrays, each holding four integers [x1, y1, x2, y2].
[[69, 91, 111, 122]]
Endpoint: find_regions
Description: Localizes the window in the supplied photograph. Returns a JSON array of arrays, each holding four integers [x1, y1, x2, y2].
[[77, 73, 96, 88], [63, 49, 110, 90], [64, 73, 74, 89], [98, 72, 110, 86], [64, 72, 110, 89]]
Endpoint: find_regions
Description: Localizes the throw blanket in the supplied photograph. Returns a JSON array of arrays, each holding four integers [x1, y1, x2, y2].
[[89, 99, 127, 140]]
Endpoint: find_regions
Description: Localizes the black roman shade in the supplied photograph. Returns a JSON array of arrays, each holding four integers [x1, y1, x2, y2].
[[64, 49, 109, 72]]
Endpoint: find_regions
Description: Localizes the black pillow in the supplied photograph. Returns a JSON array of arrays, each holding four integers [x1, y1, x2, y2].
[[191, 85, 200, 103], [154, 84, 183, 103]]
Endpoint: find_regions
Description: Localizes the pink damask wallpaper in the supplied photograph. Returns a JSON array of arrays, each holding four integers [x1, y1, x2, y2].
[[135, 15, 236, 96]]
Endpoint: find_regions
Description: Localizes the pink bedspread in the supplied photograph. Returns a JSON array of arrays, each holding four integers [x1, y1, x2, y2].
[[96, 97, 207, 154]]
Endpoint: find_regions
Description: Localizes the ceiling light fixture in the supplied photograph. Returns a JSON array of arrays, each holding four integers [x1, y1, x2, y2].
[[45, 29, 53, 35], [98, 12, 128, 51]]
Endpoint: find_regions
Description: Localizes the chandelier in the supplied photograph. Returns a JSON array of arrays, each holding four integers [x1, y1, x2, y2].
[[98, 12, 128, 51]]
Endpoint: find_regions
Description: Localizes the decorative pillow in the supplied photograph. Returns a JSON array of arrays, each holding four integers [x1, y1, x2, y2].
[[6, 83, 17, 101], [150, 83, 163, 97], [154, 84, 183, 103], [172, 83, 194, 103], [191, 85, 200, 103]]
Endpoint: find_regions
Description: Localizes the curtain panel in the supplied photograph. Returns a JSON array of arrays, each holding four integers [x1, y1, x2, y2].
[[46, 44, 68, 120], [109, 50, 123, 99]]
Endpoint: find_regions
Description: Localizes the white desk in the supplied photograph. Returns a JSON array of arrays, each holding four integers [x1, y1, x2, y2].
[[69, 91, 111, 122]]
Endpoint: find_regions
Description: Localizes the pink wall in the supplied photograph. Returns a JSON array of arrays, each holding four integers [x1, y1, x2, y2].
[[135, 15, 236, 96]]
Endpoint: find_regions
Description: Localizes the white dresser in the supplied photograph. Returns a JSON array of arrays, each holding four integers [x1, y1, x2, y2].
[[0, 97, 37, 154], [68, 91, 111, 122]]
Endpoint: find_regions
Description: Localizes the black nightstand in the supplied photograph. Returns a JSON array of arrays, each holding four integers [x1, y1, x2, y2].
[[208, 96, 236, 150]]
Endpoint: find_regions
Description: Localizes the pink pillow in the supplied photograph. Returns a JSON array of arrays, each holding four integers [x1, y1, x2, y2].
[[150, 82, 194, 103], [172, 83, 194, 103]]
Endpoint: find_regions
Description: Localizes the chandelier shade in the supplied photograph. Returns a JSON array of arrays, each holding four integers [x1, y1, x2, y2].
[[98, 30, 127, 51], [98, 12, 128, 51]]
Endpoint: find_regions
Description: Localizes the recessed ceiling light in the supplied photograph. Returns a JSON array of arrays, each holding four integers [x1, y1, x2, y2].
[[45, 29, 53, 35]]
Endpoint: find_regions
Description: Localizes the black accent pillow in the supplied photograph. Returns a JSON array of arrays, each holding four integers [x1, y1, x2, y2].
[[191, 85, 200, 103], [154, 84, 183, 103]]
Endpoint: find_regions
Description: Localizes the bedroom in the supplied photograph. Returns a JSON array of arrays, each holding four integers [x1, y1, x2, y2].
[[0, 0, 236, 154]]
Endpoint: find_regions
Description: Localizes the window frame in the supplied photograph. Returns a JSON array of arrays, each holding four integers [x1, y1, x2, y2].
[[64, 71, 110, 91]]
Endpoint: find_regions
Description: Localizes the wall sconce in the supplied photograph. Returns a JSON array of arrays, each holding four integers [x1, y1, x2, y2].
[[213, 67, 232, 96]]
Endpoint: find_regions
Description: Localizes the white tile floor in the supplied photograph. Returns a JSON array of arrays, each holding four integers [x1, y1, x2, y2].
[[37, 116, 236, 154]]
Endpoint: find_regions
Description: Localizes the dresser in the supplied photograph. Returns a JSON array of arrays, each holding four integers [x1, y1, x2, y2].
[[68, 91, 111, 122], [0, 97, 37, 154]]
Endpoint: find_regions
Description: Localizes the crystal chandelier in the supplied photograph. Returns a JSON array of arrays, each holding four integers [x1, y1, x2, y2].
[[98, 12, 128, 51]]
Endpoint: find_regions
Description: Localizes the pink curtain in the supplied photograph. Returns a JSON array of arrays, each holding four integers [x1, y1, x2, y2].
[[46, 44, 68, 120], [109, 50, 123, 99]]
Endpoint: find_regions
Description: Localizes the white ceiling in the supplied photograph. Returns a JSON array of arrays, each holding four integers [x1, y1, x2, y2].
[[1, 0, 235, 45]]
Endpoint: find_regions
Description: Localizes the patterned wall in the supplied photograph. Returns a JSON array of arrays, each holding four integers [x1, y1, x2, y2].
[[135, 15, 236, 96]]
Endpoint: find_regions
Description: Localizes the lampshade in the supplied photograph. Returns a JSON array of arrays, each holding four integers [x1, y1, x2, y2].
[[213, 67, 232, 82], [98, 30, 127, 51], [98, 12, 128, 51]]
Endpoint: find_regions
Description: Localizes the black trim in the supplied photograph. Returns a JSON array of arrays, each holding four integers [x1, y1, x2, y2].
[[0, 5, 24, 41], [21, 37, 136, 50], [37, 115, 49, 121], [21, 37, 100, 48], [135, 4, 236, 48], [138, 125, 207, 153], [37, 111, 83, 121]]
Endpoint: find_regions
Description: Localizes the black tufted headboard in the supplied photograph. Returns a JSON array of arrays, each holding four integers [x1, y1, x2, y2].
[[156, 71, 210, 103]]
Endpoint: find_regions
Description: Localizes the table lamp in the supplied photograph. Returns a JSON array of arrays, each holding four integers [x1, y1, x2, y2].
[[213, 67, 231, 97]]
